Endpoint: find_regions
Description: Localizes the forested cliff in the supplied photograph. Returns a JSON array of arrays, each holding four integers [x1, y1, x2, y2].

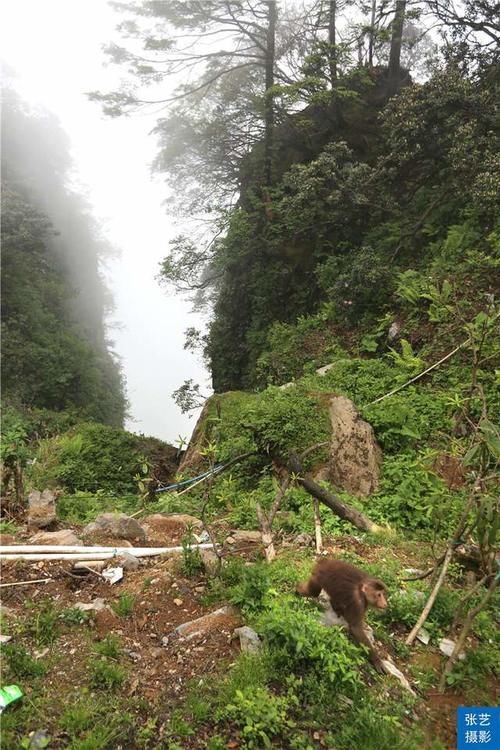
[[91, 1, 498, 397], [1, 89, 126, 428]]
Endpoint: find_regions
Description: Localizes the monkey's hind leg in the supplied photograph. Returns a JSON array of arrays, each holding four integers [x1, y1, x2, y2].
[[296, 575, 322, 598]]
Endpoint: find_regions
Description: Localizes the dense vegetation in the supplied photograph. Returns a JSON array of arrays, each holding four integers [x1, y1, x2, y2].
[[1, 89, 126, 429], [1, 2, 498, 749]]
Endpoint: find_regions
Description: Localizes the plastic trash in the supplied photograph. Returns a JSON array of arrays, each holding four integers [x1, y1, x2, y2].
[[102, 566, 123, 584], [0, 684, 23, 713]]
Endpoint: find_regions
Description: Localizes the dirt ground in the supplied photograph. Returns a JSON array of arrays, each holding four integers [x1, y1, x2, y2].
[[1, 526, 497, 749]]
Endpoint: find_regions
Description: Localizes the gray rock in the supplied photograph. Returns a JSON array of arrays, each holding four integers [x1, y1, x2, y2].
[[234, 626, 262, 653], [327, 396, 382, 497], [27, 489, 56, 529], [30, 529, 82, 546], [174, 606, 240, 638], [387, 321, 401, 341], [230, 530, 262, 544], [74, 598, 111, 613], [316, 363, 336, 376], [200, 548, 220, 576], [294, 532, 314, 547], [83, 513, 146, 542], [116, 552, 141, 571]]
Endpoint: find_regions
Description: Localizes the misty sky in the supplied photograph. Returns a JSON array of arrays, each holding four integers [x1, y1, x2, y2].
[[1, 0, 210, 445]]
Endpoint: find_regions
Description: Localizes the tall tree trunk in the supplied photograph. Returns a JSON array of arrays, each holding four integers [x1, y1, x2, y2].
[[264, 0, 277, 186], [368, 0, 377, 68], [328, 0, 337, 87], [387, 0, 406, 95]]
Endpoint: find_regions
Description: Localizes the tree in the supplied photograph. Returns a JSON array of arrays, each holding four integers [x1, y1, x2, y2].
[[91, 1, 283, 204], [387, 0, 407, 93]]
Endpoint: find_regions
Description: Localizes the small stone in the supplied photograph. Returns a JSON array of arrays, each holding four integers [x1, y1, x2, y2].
[[234, 626, 262, 654], [225, 536, 236, 545], [74, 598, 110, 613], [173, 598, 183, 606], [0, 634, 12, 644], [200, 549, 219, 575], [116, 551, 141, 571]]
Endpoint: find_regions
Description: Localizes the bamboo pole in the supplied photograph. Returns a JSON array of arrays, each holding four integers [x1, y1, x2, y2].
[[0, 578, 51, 588]]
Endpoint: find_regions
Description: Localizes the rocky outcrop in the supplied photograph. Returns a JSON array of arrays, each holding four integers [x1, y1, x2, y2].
[[326, 396, 382, 497], [27, 489, 57, 529], [83, 513, 146, 543]]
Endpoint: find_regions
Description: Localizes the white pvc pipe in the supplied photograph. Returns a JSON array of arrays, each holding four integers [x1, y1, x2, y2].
[[0, 543, 216, 554], [0, 542, 218, 562]]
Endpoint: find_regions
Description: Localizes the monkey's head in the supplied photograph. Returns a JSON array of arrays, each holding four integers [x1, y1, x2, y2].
[[362, 579, 387, 610]]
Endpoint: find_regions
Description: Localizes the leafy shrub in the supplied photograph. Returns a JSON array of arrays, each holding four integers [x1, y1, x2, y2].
[[59, 608, 91, 626], [111, 593, 135, 618], [93, 634, 121, 659], [181, 526, 205, 576], [369, 453, 462, 534], [228, 563, 271, 614], [89, 659, 126, 690], [56, 490, 141, 524], [363, 389, 452, 452], [1, 644, 47, 678], [30, 422, 145, 494], [219, 687, 296, 749], [257, 602, 365, 698]]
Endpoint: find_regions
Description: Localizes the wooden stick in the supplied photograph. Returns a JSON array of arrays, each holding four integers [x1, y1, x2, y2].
[[0, 578, 51, 588], [313, 499, 322, 553]]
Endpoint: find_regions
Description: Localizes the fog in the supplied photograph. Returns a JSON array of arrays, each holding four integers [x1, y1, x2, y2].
[[0, 0, 210, 444]]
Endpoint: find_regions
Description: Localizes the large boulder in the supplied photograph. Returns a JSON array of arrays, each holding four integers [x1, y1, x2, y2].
[[326, 396, 382, 497], [30, 529, 82, 546], [27, 489, 57, 529], [83, 513, 146, 543]]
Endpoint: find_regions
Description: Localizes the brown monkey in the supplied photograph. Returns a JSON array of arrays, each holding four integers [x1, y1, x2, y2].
[[297, 559, 387, 673]]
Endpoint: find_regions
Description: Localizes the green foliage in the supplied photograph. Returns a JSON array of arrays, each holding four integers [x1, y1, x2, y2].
[[362, 390, 452, 452], [111, 593, 135, 618], [181, 525, 205, 576], [56, 490, 145, 524], [370, 453, 461, 534], [89, 658, 126, 690], [1, 643, 47, 679], [330, 701, 428, 750], [30, 422, 146, 494], [255, 307, 342, 386], [59, 607, 91, 627], [219, 686, 296, 749], [238, 386, 330, 460], [93, 634, 121, 660], [228, 563, 271, 614], [445, 642, 499, 692], [386, 586, 460, 638], [257, 601, 365, 698], [25, 598, 60, 646]]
